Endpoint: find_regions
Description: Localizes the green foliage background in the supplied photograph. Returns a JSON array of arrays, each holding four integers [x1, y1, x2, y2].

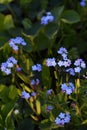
[[0, 0, 87, 130]]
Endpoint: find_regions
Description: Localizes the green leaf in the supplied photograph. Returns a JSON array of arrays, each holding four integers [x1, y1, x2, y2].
[[42, 65, 51, 88], [17, 73, 30, 84], [42, 23, 58, 38], [17, 118, 34, 130], [20, 0, 32, 4], [22, 34, 33, 53], [33, 32, 50, 51], [61, 10, 80, 24], [1, 102, 14, 120], [8, 85, 18, 100], [82, 120, 87, 125], [39, 119, 51, 130], [0, 13, 5, 31], [4, 15, 14, 30], [5, 108, 14, 129], [0, 0, 13, 4], [52, 6, 64, 22], [22, 18, 32, 30], [35, 100, 41, 115]]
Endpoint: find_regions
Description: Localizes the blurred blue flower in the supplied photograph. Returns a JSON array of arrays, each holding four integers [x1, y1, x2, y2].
[[80, 0, 86, 7], [47, 89, 52, 95], [46, 105, 53, 112], [21, 91, 30, 99]]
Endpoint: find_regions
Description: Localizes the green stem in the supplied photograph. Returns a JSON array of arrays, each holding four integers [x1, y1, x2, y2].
[[6, 3, 16, 18]]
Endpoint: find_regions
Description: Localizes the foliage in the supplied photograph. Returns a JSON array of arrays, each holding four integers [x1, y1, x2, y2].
[[0, 0, 87, 130]]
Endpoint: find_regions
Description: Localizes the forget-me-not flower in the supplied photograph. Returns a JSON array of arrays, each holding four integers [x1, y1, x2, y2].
[[80, 0, 86, 7], [41, 12, 54, 25], [55, 112, 71, 126], [32, 64, 42, 72], [21, 91, 30, 99], [9, 36, 27, 50]]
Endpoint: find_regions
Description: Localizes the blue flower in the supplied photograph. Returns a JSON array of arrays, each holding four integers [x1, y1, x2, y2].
[[61, 82, 75, 95], [31, 92, 37, 97], [21, 91, 30, 99], [32, 64, 42, 72], [57, 47, 68, 56], [74, 58, 86, 73], [46, 58, 56, 67], [1, 57, 17, 75], [9, 36, 27, 50], [46, 105, 53, 112], [74, 67, 81, 73], [80, 0, 86, 7], [47, 89, 52, 95], [41, 12, 54, 25], [55, 112, 70, 126], [66, 68, 75, 76]]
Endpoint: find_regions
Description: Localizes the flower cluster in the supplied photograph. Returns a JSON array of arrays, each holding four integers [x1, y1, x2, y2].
[[9, 36, 27, 50], [41, 12, 54, 25], [61, 82, 75, 95], [74, 58, 86, 73], [45, 47, 86, 76], [80, 0, 86, 7], [32, 64, 42, 72], [1, 56, 17, 75], [55, 112, 71, 126], [57, 47, 71, 67]]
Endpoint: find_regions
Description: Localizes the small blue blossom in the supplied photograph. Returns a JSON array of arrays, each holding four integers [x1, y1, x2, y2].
[[57, 60, 64, 67], [31, 92, 37, 97], [36, 78, 40, 85], [58, 59, 71, 67], [80, 0, 86, 7], [66, 68, 75, 76], [74, 58, 86, 73], [1, 57, 17, 75], [46, 58, 56, 67], [61, 82, 75, 95], [57, 47, 68, 54], [16, 67, 22, 72], [32, 64, 42, 72], [21, 91, 30, 99], [55, 112, 70, 126], [9, 36, 27, 50], [63, 59, 71, 67], [46, 105, 53, 112], [7, 56, 17, 65], [30, 78, 40, 86], [30, 79, 36, 85], [74, 67, 81, 73], [47, 89, 52, 95], [41, 12, 54, 25]]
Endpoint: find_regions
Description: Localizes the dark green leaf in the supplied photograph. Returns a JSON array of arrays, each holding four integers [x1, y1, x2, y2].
[[61, 10, 80, 24]]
